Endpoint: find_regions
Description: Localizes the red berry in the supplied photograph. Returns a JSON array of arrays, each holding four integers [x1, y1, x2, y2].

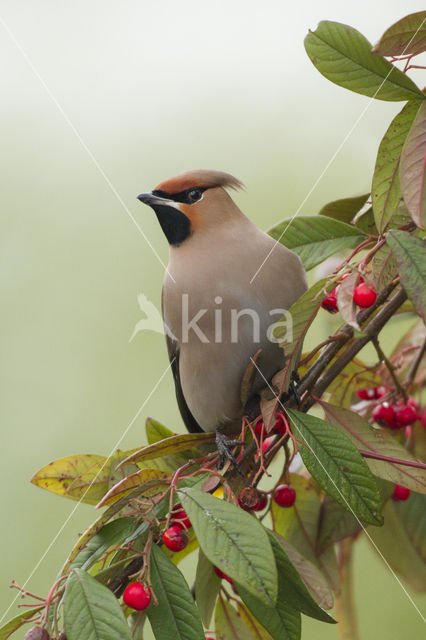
[[238, 487, 267, 511], [353, 282, 377, 308], [162, 525, 188, 552], [375, 386, 387, 398], [254, 419, 265, 436], [274, 485, 296, 507], [407, 397, 419, 412], [214, 566, 234, 586], [356, 387, 377, 400], [252, 494, 268, 511], [321, 289, 338, 313], [394, 404, 417, 427], [172, 504, 191, 529], [274, 414, 287, 435], [262, 436, 275, 455], [372, 403, 398, 429], [123, 582, 152, 611], [393, 485, 411, 501]]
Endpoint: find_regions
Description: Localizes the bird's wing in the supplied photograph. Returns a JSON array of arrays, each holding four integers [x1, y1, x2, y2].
[[162, 292, 204, 434]]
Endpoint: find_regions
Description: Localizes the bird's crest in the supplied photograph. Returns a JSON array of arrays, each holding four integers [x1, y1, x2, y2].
[[154, 169, 244, 194]]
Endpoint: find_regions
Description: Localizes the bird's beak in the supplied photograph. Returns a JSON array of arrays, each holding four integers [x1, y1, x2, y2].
[[137, 192, 172, 207]]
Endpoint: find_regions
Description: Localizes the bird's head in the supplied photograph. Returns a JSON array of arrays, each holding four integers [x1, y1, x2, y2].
[[137, 169, 245, 247]]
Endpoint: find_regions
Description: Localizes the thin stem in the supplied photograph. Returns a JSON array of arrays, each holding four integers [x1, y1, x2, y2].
[[404, 338, 426, 388], [372, 336, 407, 401]]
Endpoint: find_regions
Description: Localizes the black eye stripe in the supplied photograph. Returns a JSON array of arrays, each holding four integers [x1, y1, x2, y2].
[[152, 187, 206, 204]]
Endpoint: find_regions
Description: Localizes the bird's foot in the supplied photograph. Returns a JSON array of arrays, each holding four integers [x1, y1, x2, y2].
[[280, 371, 301, 407], [215, 431, 244, 476]]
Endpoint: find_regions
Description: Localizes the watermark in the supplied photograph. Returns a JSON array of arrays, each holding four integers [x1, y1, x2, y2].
[[131, 293, 293, 344]]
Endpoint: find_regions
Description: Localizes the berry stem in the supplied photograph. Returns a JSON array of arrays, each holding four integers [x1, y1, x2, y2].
[[404, 338, 426, 389], [371, 336, 407, 402]]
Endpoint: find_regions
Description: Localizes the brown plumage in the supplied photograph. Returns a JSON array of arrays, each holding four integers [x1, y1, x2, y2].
[[137, 170, 307, 445]]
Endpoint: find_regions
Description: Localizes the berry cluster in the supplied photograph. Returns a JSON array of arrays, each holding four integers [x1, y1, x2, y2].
[[123, 503, 193, 612], [321, 274, 377, 314], [371, 397, 420, 430], [162, 503, 191, 552]]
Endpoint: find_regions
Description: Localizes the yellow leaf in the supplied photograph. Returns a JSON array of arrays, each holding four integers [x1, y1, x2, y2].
[[96, 468, 169, 508]]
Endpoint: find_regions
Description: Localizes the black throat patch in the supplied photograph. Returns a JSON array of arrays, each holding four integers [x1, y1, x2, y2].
[[151, 204, 192, 247]]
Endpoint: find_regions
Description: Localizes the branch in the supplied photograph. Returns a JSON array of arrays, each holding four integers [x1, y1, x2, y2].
[[359, 450, 426, 470], [305, 288, 407, 409]]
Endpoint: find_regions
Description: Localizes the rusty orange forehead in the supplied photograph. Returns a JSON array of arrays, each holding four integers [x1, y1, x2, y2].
[[154, 169, 244, 194]]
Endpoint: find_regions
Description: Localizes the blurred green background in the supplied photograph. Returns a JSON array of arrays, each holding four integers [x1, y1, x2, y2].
[[1, 1, 425, 637]]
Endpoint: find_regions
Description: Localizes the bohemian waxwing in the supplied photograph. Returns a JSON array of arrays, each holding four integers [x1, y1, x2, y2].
[[138, 170, 307, 464]]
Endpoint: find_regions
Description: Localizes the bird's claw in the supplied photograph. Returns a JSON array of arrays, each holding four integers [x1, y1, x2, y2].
[[215, 432, 244, 476]]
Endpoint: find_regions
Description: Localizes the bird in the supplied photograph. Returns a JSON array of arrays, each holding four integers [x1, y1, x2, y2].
[[137, 169, 307, 467]]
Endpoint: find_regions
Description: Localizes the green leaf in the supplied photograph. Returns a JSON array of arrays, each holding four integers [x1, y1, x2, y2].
[[0, 607, 44, 640], [70, 517, 136, 570], [147, 544, 204, 640], [273, 535, 335, 611], [270, 474, 338, 596], [286, 409, 383, 525], [268, 215, 366, 270], [400, 101, 426, 228], [178, 487, 278, 606], [304, 21, 424, 101], [321, 401, 426, 494], [236, 582, 301, 640], [214, 598, 274, 640], [64, 568, 132, 640], [194, 549, 220, 627], [119, 433, 215, 467], [372, 101, 421, 232], [368, 492, 426, 591], [326, 356, 382, 409], [146, 417, 175, 444], [267, 533, 335, 623], [372, 11, 426, 57], [319, 193, 370, 223], [272, 278, 333, 394], [316, 495, 360, 554], [386, 230, 426, 322]]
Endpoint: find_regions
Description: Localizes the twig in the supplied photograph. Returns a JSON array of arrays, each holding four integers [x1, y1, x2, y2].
[[404, 338, 426, 388], [302, 287, 407, 411], [359, 450, 426, 470]]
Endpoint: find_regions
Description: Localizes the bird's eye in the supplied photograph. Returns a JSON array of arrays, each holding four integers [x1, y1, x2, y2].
[[187, 188, 202, 203]]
